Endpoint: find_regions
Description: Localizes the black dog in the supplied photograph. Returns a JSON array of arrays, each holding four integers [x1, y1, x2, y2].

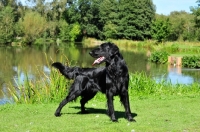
[[52, 42, 134, 122]]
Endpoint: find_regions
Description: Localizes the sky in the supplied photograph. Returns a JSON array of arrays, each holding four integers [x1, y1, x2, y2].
[[20, 0, 198, 15], [153, 0, 197, 15]]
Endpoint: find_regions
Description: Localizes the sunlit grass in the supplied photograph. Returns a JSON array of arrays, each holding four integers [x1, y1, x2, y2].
[[1, 96, 200, 132]]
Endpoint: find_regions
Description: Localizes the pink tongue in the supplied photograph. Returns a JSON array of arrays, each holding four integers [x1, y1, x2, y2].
[[92, 56, 105, 66]]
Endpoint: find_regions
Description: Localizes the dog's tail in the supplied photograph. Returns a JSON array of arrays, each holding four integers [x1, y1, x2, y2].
[[52, 62, 76, 79], [52, 62, 65, 71]]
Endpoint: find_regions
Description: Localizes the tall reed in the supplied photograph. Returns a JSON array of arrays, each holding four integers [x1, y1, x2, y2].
[[7, 66, 71, 104], [7, 53, 72, 104], [129, 72, 200, 99], [7, 63, 200, 104]]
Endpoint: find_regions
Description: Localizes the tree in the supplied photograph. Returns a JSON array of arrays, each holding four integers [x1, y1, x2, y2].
[[0, 6, 15, 44], [99, 0, 119, 39], [167, 11, 194, 41], [18, 11, 47, 44], [76, 0, 102, 38], [98, 0, 156, 40], [151, 17, 171, 42], [190, 2, 200, 41], [58, 20, 81, 42]]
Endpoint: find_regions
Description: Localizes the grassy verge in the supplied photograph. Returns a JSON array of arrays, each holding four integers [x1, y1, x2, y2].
[[2, 53, 200, 131], [0, 96, 200, 132]]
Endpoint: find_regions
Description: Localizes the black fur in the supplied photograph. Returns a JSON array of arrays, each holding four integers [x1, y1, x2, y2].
[[52, 42, 134, 122]]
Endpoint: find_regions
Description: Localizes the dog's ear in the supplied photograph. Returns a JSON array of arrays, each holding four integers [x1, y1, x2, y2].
[[110, 43, 119, 56]]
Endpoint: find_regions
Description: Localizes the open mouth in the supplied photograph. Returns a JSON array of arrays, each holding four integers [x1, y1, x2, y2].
[[92, 56, 105, 66]]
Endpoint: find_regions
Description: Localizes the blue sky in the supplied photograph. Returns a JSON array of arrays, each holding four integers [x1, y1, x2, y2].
[[153, 0, 197, 15]]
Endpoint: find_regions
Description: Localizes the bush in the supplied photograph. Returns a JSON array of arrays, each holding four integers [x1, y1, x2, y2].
[[182, 55, 200, 68], [149, 51, 169, 64]]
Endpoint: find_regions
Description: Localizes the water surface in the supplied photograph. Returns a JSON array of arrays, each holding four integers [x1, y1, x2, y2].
[[0, 43, 199, 104]]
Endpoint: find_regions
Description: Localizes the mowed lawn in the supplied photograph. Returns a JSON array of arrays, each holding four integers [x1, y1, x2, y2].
[[0, 96, 200, 132]]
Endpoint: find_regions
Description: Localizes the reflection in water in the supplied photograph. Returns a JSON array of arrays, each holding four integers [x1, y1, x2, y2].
[[0, 43, 200, 104], [154, 66, 194, 85]]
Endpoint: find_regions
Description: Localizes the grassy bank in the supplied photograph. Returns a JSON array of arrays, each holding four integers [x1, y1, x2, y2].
[[83, 38, 200, 54], [1, 96, 200, 132]]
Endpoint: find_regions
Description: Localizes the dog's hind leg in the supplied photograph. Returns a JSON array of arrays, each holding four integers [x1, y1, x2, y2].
[[55, 76, 87, 117], [54, 88, 82, 117], [80, 91, 97, 113]]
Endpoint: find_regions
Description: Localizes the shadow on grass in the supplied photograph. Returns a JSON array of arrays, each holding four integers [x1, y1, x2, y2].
[[61, 106, 137, 121]]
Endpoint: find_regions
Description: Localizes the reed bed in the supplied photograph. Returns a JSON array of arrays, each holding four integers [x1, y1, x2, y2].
[[129, 72, 200, 99], [7, 67, 200, 104]]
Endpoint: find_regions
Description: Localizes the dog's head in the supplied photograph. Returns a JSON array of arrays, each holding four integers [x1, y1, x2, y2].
[[89, 42, 119, 65]]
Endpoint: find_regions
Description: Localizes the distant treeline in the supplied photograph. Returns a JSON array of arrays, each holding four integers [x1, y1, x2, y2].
[[0, 0, 200, 45]]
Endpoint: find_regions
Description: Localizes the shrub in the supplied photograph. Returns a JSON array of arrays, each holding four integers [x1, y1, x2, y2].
[[149, 51, 169, 64], [182, 55, 200, 68]]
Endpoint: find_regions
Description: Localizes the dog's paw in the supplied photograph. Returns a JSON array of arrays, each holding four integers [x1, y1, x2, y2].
[[81, 110, 89, 114], [111, 118, 118, 122], [128, 118, 136, 122], [54, 112, 61, 117], [112, 119, 118, 122]]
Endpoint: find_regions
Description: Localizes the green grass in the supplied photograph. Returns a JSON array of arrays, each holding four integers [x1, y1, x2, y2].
[[3, 53, 200, 131], [0, 96, 200, 132]]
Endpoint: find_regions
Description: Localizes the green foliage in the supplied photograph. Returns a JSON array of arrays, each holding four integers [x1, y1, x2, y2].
[[182, 55, 200, 68], [69, 22, 81, 41], [0, 6, 15, 44], [58, 20, 81, 41], [117, 0, 155, 40], [46, 21, 58, 38], [65, 0, 155, 40], [170, 43, 180, 53], [98, 0, 155, 40], [191, 6, 200, 28], [167, 11, 193, 41], [58, 19, 69, 40], [151, 18, 171, 42], [18, 11, 47, 44], [99, 0, 118, 39], [149, 51, 169, 63], [75, 0, 102, 38], [2, 0, 200, 45]]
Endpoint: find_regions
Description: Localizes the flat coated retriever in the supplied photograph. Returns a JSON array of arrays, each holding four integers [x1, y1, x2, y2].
[[52, 42, 134, 122]]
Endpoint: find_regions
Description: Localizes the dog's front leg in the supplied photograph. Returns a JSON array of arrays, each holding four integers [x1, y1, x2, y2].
[[120, 90, 135, 122], [106, 90, 117, 122]]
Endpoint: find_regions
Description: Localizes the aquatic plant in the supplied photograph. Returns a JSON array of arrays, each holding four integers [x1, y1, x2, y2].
[[149, 51, 169, 64], [7, 70, 200, 104], [182, 55, 200, 68]]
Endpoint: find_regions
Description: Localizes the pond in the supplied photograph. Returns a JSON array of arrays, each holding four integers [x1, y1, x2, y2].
[[0, 43, 200, 104]]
